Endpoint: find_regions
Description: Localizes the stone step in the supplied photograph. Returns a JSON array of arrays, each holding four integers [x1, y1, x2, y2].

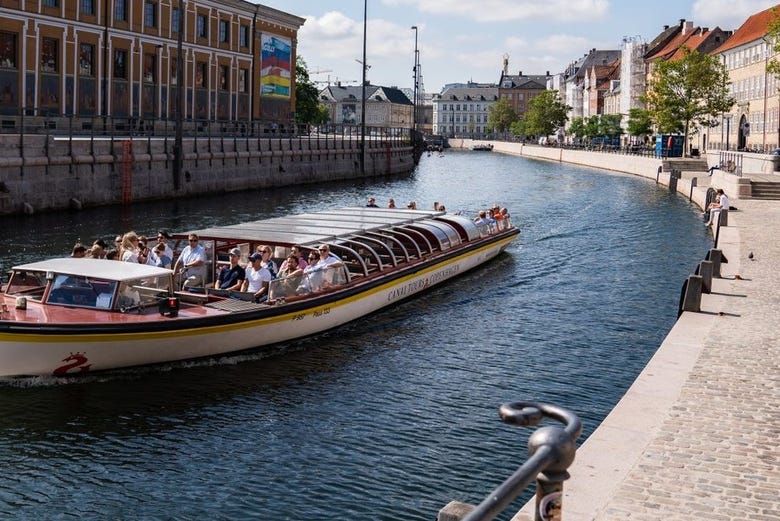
[[749, 181, 780, 199]]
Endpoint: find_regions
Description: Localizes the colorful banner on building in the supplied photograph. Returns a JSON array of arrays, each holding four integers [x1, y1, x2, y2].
[[260, 34, 291, 98]]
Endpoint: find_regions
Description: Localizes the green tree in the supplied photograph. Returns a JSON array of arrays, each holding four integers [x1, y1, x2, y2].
[[599, 114, 623, 137], [643, 47, 734, 155], [524, 90, 570, 137], [583, 116, 600, 139], [294, 56, 326, 129], [487, 97, 518, 133], [509, 118, 526, 137], [626, 108, 653, 140], [765, 8, 780, 81], [568, 116, 586, 140]]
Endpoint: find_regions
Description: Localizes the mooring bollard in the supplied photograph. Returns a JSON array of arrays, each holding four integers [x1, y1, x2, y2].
[[698, 260, 713, 294], [679, 274, 703, 314], [439, 401, 581, 521], [707, 249, 722, 278]]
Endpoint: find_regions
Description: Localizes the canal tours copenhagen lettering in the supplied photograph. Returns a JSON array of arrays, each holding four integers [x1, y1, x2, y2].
[[387, 265, 461, 302]]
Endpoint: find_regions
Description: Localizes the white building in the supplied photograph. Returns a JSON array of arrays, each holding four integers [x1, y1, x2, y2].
[[432, 83, 498, 137]]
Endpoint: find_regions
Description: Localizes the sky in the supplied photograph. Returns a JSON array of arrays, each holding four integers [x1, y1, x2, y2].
[[256, 0, 780, 93]]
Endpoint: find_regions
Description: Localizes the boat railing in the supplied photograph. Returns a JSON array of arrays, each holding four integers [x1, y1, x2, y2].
[[268, 265, 349, 301]]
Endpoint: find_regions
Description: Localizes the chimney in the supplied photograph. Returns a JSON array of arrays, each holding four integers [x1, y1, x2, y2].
[[682, 21, 694, 34], [546, 70, 550, 76], [663, 25, 669, 30], [518, 70, 522, 76], [702, 27, 708, 33]]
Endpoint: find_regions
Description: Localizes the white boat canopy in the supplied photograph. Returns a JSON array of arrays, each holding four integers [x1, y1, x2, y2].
[[12, 258, 173, 281]]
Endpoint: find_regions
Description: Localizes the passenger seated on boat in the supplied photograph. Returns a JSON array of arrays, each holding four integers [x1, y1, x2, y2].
[[473, 210, 489, 225], [255, 245, 278, 278], [173, 234, 207, 289], [274, 253, 304, 296], [241, 252, 272, 302], [279, 245, 308, 271], [407, 201, 417, 209], [215, 248, 245, 291], [295, 252, 320, 294]]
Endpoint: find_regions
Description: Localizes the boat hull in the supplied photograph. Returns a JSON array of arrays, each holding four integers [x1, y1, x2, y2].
[[0, 233, 516, 377]]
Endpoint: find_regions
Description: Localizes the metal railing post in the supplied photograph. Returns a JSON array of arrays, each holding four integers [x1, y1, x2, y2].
[[448, 401, 582, 521]]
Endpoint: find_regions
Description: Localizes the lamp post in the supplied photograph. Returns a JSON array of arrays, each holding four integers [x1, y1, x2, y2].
[[411, 25, 418, 133], [360, 0, 367, 175], [173, 0, 185, 190]]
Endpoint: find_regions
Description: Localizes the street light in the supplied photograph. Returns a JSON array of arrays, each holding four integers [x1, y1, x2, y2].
[[411, 25, 418, 133], [360, 0, 367, 175], [173, 0, 185, 190]]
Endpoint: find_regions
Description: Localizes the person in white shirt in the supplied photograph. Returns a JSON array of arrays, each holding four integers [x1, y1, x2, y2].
[[173, 234, 207, 288], [706, 189, 729, 227], [241, 252, 272, 301]]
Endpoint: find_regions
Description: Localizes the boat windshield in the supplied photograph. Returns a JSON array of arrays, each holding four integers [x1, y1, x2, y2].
[[268, 265, 348, 301], [116, 276, 173, 311], [46, 274, 119, 309], [5, 270, 48, 301]]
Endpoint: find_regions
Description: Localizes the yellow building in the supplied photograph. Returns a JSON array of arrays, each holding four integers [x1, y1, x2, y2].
[[0, 0, 304, 128], [712, 4, 780, 152]]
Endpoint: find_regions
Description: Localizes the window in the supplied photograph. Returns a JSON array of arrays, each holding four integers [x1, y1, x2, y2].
[[219, 20, 229, 43], [238, 68, 247, 92], [144, 1, 157, 28], [82, 0, 94, 15], [143, 54, 156, 83], [0, 32, 17, 69], [219, 65, 228, 90], [114, 49, 127, 79], [195, 61, 207, 88], [79, 43, 94, 76], [197, 14, 207, 38], [41, 37, 58, 73], [239, 25, 249, 47], [43, 0, 57, 6], [171, 58, 177, 85], [172, 8, 180, 33], [114, 0, 127, 21]]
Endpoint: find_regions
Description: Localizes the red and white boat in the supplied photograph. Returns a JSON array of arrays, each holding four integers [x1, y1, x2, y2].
[[0, 207, 519, 377]]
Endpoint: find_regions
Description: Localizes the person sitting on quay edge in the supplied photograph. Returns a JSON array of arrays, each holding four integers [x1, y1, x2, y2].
[[241, 252, 272, 302], [215, 247, 245, 291], [173, 233, 207, 288], [366, 197, 379, 207], [706, 189, 729, 227]]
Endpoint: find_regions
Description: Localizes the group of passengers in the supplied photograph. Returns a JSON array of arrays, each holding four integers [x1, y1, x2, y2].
[[69, 230, 176, 270], [215, 243, 344, 302], [366, 197, 445, 211], [473, 205, 510, 226]]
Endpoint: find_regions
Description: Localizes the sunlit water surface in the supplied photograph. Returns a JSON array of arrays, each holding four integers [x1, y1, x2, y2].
[[0, 151, 711, 520]]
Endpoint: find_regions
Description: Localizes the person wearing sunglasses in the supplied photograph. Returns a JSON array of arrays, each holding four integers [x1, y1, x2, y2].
[[173, 234, 207, 288]]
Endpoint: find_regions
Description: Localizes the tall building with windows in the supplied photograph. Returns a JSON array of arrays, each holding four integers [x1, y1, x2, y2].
[[0, 0, 304, 125], [432, 82, 497, 137]]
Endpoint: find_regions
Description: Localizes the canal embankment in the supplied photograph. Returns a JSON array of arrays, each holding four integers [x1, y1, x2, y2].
[[0, 134, 417, 216], [447, 139, 780, 521]]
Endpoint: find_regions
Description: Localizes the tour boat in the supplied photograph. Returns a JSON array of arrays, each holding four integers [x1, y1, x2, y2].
[[0, 207, 519, 377], [471, 144, 494, 151]]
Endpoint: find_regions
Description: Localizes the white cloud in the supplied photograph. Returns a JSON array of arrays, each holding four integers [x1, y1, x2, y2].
[[385, 0, 609, 23], [692, 0, 779, 30]]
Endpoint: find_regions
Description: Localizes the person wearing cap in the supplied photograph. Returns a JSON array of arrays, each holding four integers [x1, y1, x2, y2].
[[241, 252, 272, 301], [216, 248, 246, 291]]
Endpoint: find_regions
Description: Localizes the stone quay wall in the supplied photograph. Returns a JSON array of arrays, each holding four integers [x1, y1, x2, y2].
[[0, 135, 416, 215]]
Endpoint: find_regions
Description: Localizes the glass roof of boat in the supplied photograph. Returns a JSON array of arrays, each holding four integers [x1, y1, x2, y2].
[[11, 258, 173, 281], [183, 207, 446, 246]]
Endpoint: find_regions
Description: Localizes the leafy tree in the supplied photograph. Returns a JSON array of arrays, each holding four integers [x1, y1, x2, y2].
[[294, 56, 327, 128], [583, 116, 600, 139], [509, 118, 526, 137], [568, 116, 586, 139], [524, 90, 570, 137], [487, 97, 518, 133], [627, 108, 653, 140], [765, 8, 780, 82], [599, 114, 623, 137], [643, 47, 734, 155]]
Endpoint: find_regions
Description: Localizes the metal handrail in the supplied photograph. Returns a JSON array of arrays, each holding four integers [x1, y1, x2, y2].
[[457, 401, 582, 521]]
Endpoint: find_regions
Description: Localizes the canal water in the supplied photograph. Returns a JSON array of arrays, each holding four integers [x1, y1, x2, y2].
[[0, 151, 711, 520]]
